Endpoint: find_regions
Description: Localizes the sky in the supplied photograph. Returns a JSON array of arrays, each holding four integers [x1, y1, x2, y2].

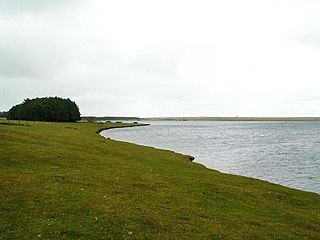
[[1, 0, 320, 117]]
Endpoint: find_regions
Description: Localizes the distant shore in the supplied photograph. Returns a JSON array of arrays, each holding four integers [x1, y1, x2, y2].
[[81, 116, 320, 122], [142, 117, 320, 121]]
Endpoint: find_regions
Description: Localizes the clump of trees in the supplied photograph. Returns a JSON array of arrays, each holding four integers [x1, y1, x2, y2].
[[0, 111, 8, 118], [8, 97, 81, 122]]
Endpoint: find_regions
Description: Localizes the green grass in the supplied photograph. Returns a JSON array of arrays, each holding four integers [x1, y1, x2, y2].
[[0, 120, 319, 239]]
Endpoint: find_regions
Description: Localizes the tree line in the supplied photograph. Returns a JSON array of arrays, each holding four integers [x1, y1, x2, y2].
[[8, 97, 81, 122], [0, 111, 8, 118]]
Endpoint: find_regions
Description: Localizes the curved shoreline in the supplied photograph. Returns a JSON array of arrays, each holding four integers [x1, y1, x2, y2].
[[99, 123, 319, 195], [96, 123, 150, 134], [99, 124, 196, 162]]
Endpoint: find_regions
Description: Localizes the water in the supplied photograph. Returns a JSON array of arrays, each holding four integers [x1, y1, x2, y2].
[[101, 121, 320, 194]]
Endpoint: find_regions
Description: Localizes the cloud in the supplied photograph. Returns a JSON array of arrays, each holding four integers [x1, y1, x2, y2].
[[0, 0, 81, 14], [1, 0, 320, 117], [293, 24, 320, 48]]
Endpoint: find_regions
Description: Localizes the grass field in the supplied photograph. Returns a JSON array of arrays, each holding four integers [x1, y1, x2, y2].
[[0, 120, 319, 239]]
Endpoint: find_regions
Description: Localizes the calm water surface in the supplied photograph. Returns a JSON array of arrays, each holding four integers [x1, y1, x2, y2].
[[101, 121, 320, 194]]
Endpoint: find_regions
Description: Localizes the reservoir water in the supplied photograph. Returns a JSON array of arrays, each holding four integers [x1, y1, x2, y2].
[[101, 121, 320, 194]]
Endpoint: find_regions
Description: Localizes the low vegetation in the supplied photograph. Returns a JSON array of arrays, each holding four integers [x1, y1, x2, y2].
[[0, 111, 8, 118], [0, 120, 319, 239]]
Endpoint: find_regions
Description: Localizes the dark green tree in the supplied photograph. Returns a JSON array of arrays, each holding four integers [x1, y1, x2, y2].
[[8, 97, 81, 122], [0, 111, 9, 118]]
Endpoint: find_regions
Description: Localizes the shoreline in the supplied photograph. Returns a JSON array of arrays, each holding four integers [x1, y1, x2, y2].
[[99, 125, 196, 163], [100, 123, 319, 195], [96, 123, 150, 134]]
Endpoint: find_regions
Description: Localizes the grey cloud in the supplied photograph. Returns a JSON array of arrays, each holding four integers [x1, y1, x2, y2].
[[0, 0, 81, 14], [291, 23, 320, 48], [0, 42, 68, 79], [299, 32, 320, 48], [1, 0, 320, 117], [125, 51, 180, 76]]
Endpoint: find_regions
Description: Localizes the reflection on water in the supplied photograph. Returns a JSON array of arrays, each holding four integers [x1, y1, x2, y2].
[[102, 121, 320, 194]]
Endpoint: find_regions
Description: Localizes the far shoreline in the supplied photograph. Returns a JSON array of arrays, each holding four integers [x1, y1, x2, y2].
[[141, 117, 320, 122], [81, 116, 320, 122]]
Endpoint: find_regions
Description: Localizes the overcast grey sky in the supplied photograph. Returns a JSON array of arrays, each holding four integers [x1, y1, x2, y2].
[[1, 0, 320, 117]]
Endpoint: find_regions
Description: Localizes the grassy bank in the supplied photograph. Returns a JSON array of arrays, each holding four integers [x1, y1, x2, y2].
[[0, 120, 319, 239]]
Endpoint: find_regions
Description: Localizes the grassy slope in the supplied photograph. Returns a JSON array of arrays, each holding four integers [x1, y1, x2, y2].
[[0, 121, 319, 239]]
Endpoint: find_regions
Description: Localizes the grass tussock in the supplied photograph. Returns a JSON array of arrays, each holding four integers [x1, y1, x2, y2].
[[0, 120, 319, 239]]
